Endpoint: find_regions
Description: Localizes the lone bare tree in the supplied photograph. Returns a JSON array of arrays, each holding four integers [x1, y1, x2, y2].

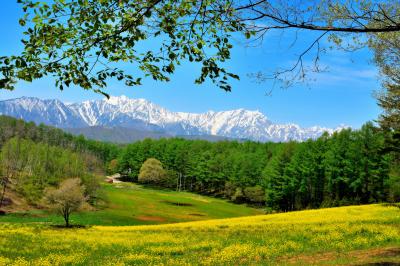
[[44, 178, 86, 227]]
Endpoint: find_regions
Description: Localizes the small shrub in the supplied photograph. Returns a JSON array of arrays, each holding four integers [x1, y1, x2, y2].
[[224, 182, 237, 198], [231, 187, 246, 203], [244, 186, 265, 204], [107, 159, 119, 174]]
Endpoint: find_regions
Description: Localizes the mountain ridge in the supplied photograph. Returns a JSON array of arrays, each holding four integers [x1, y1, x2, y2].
[[64, 126, 237, 143], [0, 96, 347, 142]]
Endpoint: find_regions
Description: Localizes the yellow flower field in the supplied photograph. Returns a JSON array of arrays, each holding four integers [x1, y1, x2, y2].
[[0, 204, 399, 265]]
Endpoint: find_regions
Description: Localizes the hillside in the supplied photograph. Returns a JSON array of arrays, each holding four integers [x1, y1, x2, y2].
[[0, 182, 263, 226], [0, 204, 399, 265]]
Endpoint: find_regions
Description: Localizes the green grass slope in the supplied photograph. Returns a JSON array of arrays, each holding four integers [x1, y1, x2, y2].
[[0, 182, 263, 226], [0, 204, 399, 265]]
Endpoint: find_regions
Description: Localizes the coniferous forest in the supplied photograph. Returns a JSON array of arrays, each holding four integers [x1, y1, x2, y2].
[[117, 122, 399, 211], [1, 115, 398, 212]]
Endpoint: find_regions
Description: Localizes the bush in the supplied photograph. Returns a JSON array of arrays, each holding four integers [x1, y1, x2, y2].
[[224, 182, 237, 198], [107, 159, 119, 174], [244, 186, 265, 204], [81, 174, 102, 205], [15, 177, 44, 204], [138, 158, 167, 185], [231, 187, 246, 203]]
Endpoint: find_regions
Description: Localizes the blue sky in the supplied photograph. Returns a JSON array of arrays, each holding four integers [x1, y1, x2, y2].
[[0, 1, 381, 128]]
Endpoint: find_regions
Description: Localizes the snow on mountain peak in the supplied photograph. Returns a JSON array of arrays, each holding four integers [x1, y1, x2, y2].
[[0, 96, 345, 142], [107, 95, 133, 105]]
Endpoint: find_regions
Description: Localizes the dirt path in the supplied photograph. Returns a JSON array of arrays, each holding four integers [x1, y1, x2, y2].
[[136, 215, 167, 222], [282, 247, 400, 265], [105, 174, 123, 183]]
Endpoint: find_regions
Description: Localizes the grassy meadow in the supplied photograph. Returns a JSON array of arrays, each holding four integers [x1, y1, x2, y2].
[[0, 183, 263, 226], [0, 204, 399, 265]]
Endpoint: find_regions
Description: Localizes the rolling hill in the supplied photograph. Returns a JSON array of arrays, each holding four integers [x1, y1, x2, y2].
[[0, 204, 398, 265], [0, 182, 263, 226]]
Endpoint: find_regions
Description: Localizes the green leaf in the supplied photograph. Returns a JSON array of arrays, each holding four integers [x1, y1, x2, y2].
[[19, 19, 26, 26]]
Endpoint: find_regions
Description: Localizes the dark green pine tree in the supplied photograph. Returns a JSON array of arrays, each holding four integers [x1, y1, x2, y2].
[[262, 143, 297, 211]]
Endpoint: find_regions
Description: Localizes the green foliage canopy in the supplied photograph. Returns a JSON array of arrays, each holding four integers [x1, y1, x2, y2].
[[1, 1, 398, 93], [1, 0, 242, 94]]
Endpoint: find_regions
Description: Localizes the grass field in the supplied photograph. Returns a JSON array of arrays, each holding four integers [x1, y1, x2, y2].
[[0, 182, 263, 226], [0, 204, 399, 265]]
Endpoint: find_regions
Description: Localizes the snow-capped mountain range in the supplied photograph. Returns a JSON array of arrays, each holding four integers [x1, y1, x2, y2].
[[0, 96, 347, 142]]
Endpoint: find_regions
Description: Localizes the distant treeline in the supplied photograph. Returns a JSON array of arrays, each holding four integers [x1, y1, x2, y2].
[[117, 122, 400, 211]]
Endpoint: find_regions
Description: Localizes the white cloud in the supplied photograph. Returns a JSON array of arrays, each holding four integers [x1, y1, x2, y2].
[[311, 65, 379, 86]]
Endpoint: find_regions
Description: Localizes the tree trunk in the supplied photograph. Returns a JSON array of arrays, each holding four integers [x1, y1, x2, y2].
[[63, 210, 70, 227], [178, 173, 182, 191], [65, 214, 69, 227]]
